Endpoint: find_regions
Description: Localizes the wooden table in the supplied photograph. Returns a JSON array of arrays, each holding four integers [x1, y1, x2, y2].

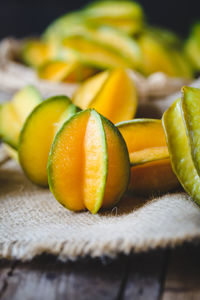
[[1, 242, 200, 300]]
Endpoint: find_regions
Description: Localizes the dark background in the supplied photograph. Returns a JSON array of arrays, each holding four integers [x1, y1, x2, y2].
[[0, 0, 199, 39]]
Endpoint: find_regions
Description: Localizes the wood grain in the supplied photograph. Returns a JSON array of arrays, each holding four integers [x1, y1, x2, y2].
[[162, 244, 200, 300], [0, 255, 128, 300], [121, 250, 168, 300]]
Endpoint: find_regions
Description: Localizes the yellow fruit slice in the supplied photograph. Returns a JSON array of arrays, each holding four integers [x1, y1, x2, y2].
[[48, 109, 130, 213], [62, 35, 131, 69], [117, 119, 179, 195], [0, 86, 42, 149], [73, 69, 137, 124], [19, 96, 78, 186], [22, 40, 52, 69], [73, 70, 109, 108], [129, 146, 169, 166], [38, 60, 97, 82]]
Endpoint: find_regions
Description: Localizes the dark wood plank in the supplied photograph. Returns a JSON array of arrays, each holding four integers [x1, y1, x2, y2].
[[0, 260, 17, 297], [121, 250, 168, 300], [162, 243, 200, 300], [0, 255, 128, 300]]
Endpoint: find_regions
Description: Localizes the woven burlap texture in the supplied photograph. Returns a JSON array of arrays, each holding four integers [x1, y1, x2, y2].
[[1, 38, 200, 261], [1, 156, 200, 261]]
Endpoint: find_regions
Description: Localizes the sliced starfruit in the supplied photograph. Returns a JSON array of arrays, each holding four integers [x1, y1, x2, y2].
[[84, 1, 144, 34], [21, 40, 54, 69], [139, 31, 193, 78], [0, 85, 42, 149], [73, 68, 137, 124], [117, 119, 180, 195], [38, 60, 97, 82], [62, 35, 132, 69], [48, 109, 130, 213], [19, 96, 79, 186]]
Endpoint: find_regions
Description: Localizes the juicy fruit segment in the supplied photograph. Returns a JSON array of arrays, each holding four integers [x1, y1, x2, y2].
[[73, 69, 137, 124], [62, 36, 131, 69], [83, 111, 107, 213], [117, 119, 179, 195], [89, 69, 137, 123], [0, 85, 42, 149], [38, 60, 97, 82], [48, 111, 90, 211], [22, 40, 52, 69], [0, 103, 21, 148], [19, 96, 78, 186], [48, 109, 130, 214], [162, 98, 200, 204], [117, 119, 167, 154], [130, 158, 179, 195], [129, 146, 169, 166], [12, 85, 43, 122], [73, 70, 109, 108]]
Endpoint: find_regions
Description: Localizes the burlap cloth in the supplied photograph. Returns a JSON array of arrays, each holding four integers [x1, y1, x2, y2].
[[1, 38, 200, 261]]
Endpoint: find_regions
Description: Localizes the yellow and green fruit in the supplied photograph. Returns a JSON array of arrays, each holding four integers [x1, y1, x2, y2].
[[18, 95, 79, 186], [117, 119, 180, 195], [48, 109, 130, 214], [73, 68, 137, 124], [0, 85, 42, 149]]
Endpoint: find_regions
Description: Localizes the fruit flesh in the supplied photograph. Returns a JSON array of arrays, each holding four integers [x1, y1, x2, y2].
[[62, 36, 131, 69], [48, 109, 130, 213], [117, 119, 166, 153], [162, 99, 200, 204], [12, 85, 42, 122], [117, 119, 179, 195], [0, 85, 42, 149], [19, 96, 76, 186], [38, 60, 97, 82], [129, 146, 169, 166], [0, 102, 21, 148], [48, 111, 90, 210], [89, 69, 137, 124], [73, 71, 109, 108], [83, 111, 107, 213], [130, 158, 179, 195]]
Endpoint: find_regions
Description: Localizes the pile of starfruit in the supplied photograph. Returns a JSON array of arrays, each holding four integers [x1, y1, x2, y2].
[[21, 0, 194, 82]]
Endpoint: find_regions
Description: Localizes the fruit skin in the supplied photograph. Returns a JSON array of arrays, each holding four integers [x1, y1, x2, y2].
[[48, 109, 130, 214], [0, 85, 42, 149], [162, 98, 200, 204], [117, 119, 180, 195], [181, 86, 200, 176], [18, 95, 78, 186]]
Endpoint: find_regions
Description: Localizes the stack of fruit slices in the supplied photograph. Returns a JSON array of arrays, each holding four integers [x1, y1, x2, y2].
[[21, 0, 193, 83]]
